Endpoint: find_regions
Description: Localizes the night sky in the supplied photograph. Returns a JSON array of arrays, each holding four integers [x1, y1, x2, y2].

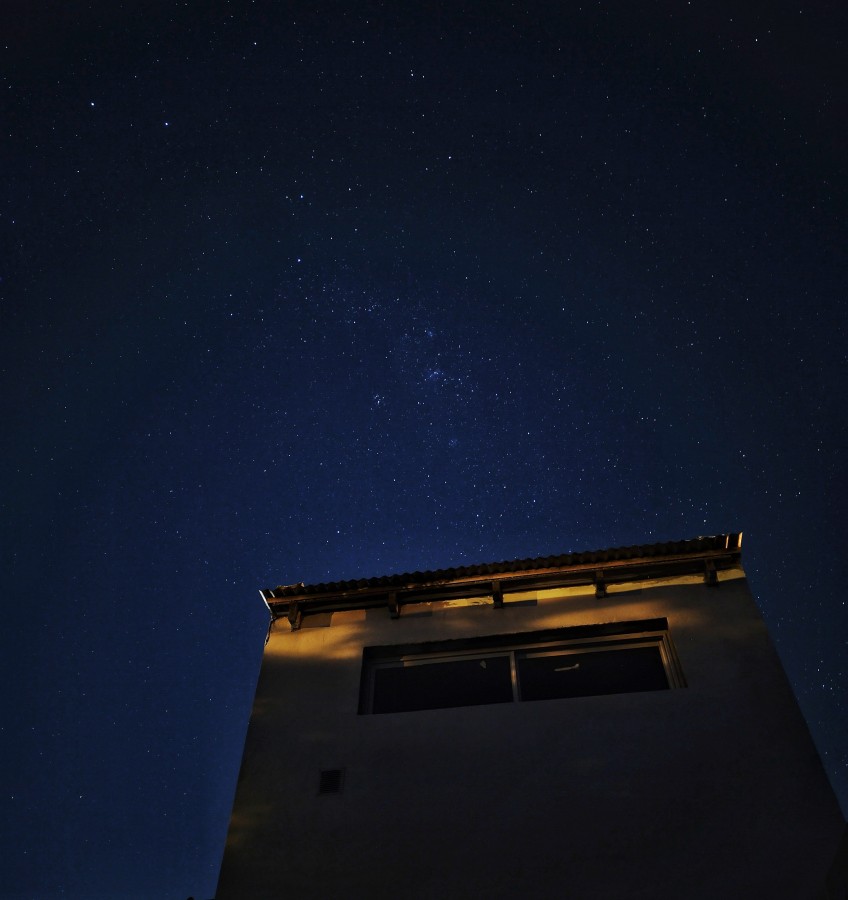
[[4, 2, 847, 897]]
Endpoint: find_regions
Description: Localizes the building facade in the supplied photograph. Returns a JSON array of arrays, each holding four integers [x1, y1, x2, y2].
[[217, 534, 847, 898]]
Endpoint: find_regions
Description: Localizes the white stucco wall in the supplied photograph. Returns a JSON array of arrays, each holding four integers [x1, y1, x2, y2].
[[217, 570, 845, 899]]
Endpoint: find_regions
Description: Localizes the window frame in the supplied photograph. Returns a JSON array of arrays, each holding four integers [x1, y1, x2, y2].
[[358, 618, 685, 715]]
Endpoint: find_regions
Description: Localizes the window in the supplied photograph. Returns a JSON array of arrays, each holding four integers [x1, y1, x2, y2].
[[318, 769, 345, 795], [359, 619, 684, 714]]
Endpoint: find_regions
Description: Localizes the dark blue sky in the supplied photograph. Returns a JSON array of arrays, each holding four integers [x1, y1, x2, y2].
[[4, 2, 846, 897]]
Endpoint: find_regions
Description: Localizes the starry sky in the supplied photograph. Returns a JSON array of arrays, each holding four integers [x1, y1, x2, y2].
[[3, 2, 846, 897]]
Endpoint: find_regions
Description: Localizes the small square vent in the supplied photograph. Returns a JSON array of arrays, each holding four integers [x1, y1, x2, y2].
[[318, 768, 345, 795]]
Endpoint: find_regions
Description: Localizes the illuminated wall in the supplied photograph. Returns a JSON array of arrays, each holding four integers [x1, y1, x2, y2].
[[216, 542, 847, 898]]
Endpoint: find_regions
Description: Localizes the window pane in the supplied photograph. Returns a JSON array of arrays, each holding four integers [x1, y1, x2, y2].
[[372, 655, 512, 714], [517, 645, 668, 702]]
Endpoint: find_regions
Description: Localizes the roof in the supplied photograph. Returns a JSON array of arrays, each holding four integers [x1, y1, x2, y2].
[[261, 533, 743, 626]]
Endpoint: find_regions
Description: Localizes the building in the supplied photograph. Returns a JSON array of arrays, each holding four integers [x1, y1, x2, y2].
[[216, 534, 847, 899]]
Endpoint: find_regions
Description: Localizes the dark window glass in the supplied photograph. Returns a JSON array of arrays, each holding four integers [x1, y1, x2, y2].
[[372, 655, 512, 714], [517, 645, 668, 702]]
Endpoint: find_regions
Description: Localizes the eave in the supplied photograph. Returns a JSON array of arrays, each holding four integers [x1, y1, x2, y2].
[[261, 533, 743, 631]]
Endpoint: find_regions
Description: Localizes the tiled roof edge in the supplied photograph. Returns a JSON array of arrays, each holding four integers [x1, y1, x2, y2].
[[265, 533, 742, 599]]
